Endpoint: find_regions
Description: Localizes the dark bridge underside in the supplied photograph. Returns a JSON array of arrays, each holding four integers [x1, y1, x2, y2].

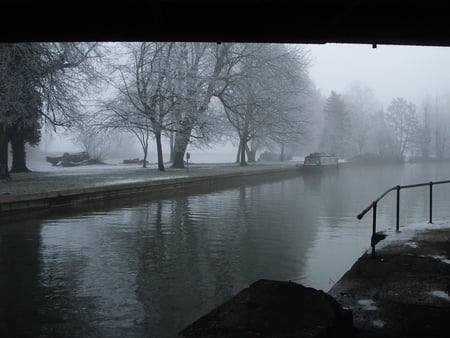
[[3, 1, 450, 47]]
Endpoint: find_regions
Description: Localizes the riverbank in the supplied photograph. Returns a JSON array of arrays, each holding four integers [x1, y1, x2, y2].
[[329, 221, 450, 337], [0, 161, 301, 213]]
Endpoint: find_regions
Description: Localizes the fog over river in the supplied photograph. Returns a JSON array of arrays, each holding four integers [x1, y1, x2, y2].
[[1, 162, 450, 337]]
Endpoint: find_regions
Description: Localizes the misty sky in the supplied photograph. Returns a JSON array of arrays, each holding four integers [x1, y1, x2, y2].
[[307, 43, 450, 107]]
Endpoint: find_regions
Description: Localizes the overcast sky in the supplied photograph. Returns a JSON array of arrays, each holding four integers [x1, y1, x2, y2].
[[307, 43, 450, 107]]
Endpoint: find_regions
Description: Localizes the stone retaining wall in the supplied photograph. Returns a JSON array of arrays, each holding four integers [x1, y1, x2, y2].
[[0, 167, 299, 214]]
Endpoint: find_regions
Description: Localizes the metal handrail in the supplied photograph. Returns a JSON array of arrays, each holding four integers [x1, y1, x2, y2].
[[357, 179, 450, 257]]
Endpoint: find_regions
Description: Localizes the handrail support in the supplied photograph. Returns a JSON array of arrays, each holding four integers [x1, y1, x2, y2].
[[358, 179, 450, 257], [371, 201, 377, 257], [429, 181, 433, 224], [396, 185, 400, 232]]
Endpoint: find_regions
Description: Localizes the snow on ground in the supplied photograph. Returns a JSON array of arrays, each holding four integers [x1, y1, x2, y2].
[[27, 161, 223, 177], [357, 299, 378, 311], [92, 175, 190, 187], [430, 255, 450, 264], [25, 159, 298, 177], [428, 291, 450, 301], [405, 241, 418, 249], [372, 320, 386, 328], [28, 161, 156, 175], [375, 219, 450, 251]]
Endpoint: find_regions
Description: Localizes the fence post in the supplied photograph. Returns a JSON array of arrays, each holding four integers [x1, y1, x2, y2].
[[429, 182, 433, 224], [371, 201, 377, 257], [396, 185, 400, 232]]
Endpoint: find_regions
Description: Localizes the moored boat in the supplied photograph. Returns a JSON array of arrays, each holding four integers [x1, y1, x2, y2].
[[302, 152, 338, 171], [46, 152, 91, 166]]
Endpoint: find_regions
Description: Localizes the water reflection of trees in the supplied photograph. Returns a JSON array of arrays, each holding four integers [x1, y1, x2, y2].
[[5, 163, 450, 337], [0, 219, 100, 337], [130, 181, 321, 336], [0, 220, 44, 337]]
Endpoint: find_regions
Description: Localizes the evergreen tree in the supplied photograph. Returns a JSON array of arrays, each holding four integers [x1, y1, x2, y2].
[[7, 55, 43, 173], [0, 42, 99, 179], [8, 111, 42, 173], [320, 91, 350, 158], [0, 44, 42, 177]]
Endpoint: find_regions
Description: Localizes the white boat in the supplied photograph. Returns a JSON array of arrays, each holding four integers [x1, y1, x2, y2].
[[303, 152, 338, 169]]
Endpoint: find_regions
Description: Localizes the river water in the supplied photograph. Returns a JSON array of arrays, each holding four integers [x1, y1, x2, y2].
[[2, 162, 450, 337]]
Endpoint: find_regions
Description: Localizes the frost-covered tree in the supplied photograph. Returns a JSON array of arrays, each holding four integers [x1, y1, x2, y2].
[[0, 42, 100, 179], [218, 43, 311, 165], [7, 113, 42, 173], [169, 43, 232, 168], [385, 97, 418, 158], [2, 45, 43, 173], [100, 42, 176, 170], [72, 121, 111, 162], [100, 95, 154, 167], [0, 44, 41, 177]]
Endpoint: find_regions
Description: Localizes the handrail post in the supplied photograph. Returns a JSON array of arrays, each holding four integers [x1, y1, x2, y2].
[[371, 201, 377, 257], [429, 181, 433, 224], [396, 185, 400, 232]]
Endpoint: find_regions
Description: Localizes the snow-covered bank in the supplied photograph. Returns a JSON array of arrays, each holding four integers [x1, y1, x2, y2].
[[0, 162, 300, 213], [375, 219, 450, 251]]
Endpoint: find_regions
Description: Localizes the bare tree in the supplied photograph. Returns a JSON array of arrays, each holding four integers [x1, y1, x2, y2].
[[435, 123, 448, 159], [72, 121, 111, 162], [218, 43, 311, 165], [431, 96, 450, 160], [99, 95, 153, 167], [344, 83, 381, 156], [386, 97, 418, 158], [99, 42, 176, 171], [414, 99, 432, 159]]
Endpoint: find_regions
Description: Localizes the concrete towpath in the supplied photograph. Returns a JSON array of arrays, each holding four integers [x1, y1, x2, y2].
[[328, 222, 450, 337], [0, 161, 301, 213]]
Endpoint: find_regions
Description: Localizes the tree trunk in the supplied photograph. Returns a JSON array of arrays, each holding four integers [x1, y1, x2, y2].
[[246, 144, 256, 162], [171, 124, 193, 169], [280, 143, 285, 162], [10, 137, 31, 173], [172, 151, 185, 168], [169, 129, 175, 163], [236, 140, 241, 163], [142, 144, 148, 168], [0, 123, 10, 179], [155, 131, 165, 171], [239, 138, 247, 166]]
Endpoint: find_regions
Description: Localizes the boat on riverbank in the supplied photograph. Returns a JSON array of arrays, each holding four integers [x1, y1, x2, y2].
[[46, 152, 92, 167]]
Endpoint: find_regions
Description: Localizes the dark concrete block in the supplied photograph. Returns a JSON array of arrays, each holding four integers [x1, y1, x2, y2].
[[179, 279, 353, 337]]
